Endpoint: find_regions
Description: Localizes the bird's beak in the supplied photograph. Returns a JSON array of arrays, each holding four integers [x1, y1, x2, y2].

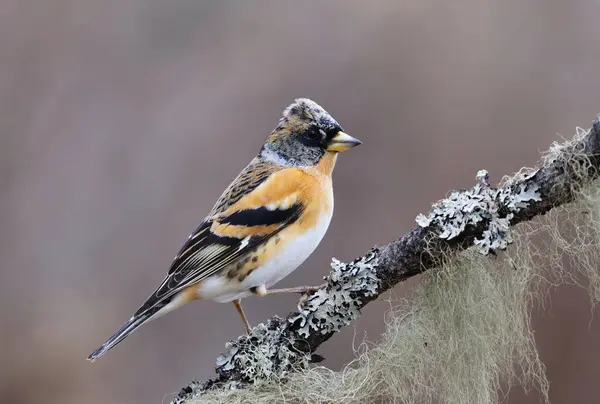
[[326, 131, 362, 152]]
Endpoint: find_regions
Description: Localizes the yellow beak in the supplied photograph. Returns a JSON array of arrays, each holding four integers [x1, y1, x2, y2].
[[326, 131, 362, 152]]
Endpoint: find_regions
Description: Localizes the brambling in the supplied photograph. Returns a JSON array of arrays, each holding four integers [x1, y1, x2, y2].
[[87, 98, 361, 361]]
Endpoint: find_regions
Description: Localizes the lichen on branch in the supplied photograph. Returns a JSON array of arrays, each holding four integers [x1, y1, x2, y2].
[[172, 115, 600, 404], [416, 169, 541, 254], [290, 253, 380, 338]]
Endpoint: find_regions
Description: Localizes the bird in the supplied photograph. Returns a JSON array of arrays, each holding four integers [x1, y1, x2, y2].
[[87, 98, 361, 361]]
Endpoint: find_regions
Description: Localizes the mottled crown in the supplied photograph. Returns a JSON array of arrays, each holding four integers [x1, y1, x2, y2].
[[265, 98, 341, 143], [280, 98, 340, 132]]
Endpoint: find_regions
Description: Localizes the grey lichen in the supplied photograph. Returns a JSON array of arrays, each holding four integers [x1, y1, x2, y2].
[[171, 318, 314, 402], [416, 171, 541, 254], [289, 251, 380, 338], [215, 318, 310, 383], [172, 380, 203, 404], [476, 169, 490, 186]]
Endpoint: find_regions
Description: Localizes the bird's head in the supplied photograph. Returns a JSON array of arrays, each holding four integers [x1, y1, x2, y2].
[[260, 98, 361, 167]]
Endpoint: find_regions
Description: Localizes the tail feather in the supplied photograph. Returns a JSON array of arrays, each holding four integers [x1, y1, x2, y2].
[[87, 306, 162, 362]]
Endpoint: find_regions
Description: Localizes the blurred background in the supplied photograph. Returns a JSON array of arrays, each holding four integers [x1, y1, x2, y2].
[[2, 1, 600, 403]]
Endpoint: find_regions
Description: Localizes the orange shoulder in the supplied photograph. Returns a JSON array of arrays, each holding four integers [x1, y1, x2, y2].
[[221, 167, 310, 215]]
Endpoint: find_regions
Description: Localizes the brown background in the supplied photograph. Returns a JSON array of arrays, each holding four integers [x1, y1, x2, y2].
[[2, 1, 600, 403]]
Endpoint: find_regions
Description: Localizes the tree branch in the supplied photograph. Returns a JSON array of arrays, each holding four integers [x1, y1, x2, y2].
[[173, 115, 600, 404]]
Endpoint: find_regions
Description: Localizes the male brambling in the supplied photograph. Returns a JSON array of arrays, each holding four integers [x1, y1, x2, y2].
[[87, 98, 361, 361]]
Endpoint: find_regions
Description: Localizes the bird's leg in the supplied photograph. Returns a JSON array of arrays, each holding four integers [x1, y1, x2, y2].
[[251, 283, 326, 296], [263, 285, 325, 295], [232, 299, 252, 334], [251, 283, 326, 312]]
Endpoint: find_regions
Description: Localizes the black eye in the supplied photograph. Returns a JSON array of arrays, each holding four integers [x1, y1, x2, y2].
[[304, 128, 322, 141]]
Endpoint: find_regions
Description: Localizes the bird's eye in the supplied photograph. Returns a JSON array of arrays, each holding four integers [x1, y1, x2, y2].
[[305, 128, 323, 141]]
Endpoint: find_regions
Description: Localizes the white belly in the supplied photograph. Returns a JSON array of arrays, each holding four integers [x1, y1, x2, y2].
[[198, 211, 332, 303]]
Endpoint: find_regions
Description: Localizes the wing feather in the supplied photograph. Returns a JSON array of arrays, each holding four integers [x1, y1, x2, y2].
[[133, 163, 307, 315]]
